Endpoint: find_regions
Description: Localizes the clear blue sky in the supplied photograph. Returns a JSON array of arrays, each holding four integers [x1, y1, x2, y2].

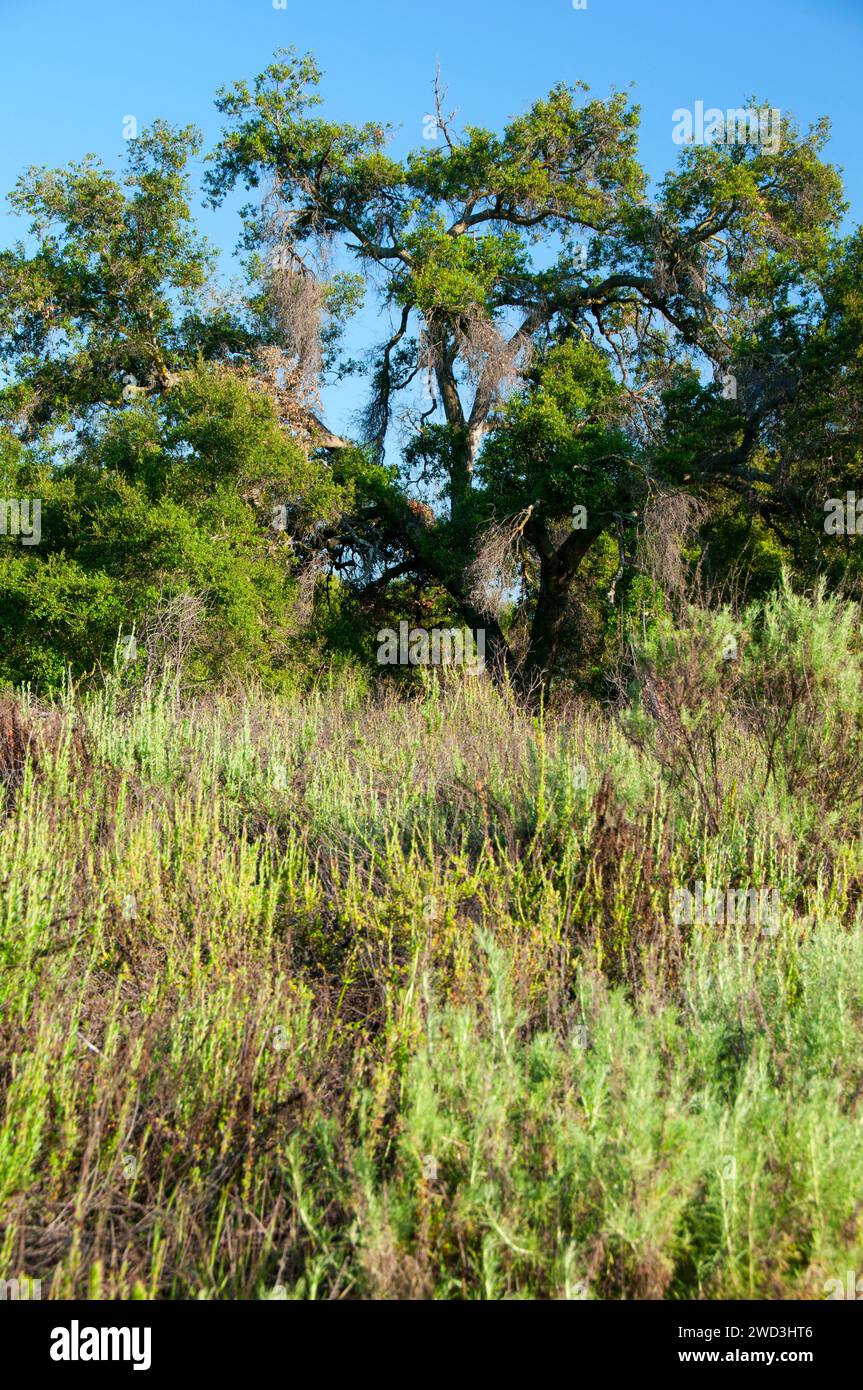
[[1, 0, 860, 431]]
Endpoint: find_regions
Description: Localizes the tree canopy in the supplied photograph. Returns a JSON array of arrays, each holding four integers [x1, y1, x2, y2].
[[1, 48, 861, 692]]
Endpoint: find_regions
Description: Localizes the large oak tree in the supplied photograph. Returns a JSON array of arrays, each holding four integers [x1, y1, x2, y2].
[[205, 49, 858, 686], [2, 52, 861, 691]]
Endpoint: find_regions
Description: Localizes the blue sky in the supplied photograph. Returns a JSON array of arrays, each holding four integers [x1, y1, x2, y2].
[[1, 0, 860, 431]]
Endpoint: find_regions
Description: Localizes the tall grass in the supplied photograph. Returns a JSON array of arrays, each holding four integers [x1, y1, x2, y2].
[[2, 590, 863, 1298]]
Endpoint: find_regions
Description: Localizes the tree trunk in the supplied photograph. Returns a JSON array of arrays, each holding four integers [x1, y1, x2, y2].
[[524, 525, 603, 689]]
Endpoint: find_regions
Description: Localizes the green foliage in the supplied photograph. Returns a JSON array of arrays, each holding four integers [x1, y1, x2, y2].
[[407, 223, 529, 318], [741, 574, 863, 802], [0, 122, 218, 429], [0, 365, 347, 690], [2, 50, 862, 691], [478, 338, 631, 517]]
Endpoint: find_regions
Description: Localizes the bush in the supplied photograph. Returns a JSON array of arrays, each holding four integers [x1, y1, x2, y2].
[[0, 366, 350, 691]]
